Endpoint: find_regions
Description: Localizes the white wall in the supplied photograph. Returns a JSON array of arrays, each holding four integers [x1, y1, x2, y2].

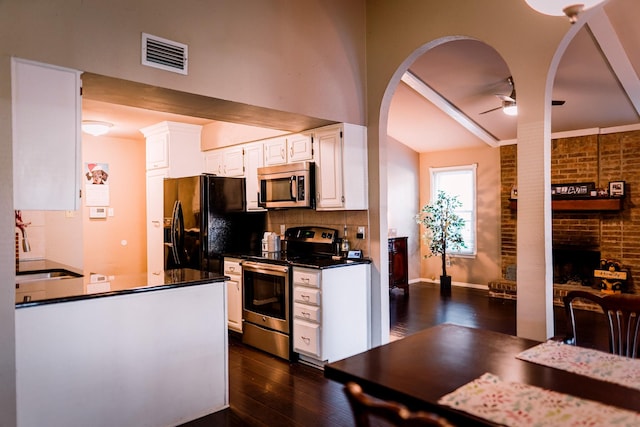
[[386, 136, 420, 281]]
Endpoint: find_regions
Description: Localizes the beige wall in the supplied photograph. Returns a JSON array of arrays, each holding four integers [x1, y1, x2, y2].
[[81, 135, 147, 275], [201, 122, 288, 151], [386, 136, 420, 281], [1, 2, 367, 420], [0, 0, 366, 126], [418, 146, 502, 286], [366, 0, 572, 343]]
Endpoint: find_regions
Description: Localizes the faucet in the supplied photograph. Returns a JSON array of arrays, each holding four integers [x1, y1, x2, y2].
[[15, 210, 31, 252]]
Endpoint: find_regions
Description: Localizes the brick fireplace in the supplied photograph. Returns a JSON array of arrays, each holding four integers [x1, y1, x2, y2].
[[553, 247, 600, 287], [495, 129, 640, 299]]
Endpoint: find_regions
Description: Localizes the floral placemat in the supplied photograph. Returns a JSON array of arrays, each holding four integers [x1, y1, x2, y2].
[[438, 372, 640, 426], [516, 340, 640, 391]]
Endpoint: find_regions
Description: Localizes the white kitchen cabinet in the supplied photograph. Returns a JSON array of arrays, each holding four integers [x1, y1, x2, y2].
[[16, 281, 228, 427], [292, 264, 370, 367], [287, 133, 314, 163], [12, 58, 82, 210], [244, 141, 265, 211], [314, 123, 368, 211], [141, 121, 203, 177], [224, 258, 243, 333], [146, 169, 168, 276], [263, 133, 313, 166], [263, 136, 288, 166], [204, 145, 244, 177]]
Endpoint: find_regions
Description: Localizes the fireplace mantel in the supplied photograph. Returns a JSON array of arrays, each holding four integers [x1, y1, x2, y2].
[[509, 197, 623, 212]]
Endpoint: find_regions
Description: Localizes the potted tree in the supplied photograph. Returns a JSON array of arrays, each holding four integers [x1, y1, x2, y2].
[[416, 190, 466, 292]]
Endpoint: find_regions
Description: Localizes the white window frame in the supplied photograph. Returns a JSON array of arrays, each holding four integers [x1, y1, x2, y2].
[[429, 164, 477, 257]]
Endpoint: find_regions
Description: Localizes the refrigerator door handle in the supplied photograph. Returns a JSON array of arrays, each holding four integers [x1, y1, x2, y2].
[[170, 200, 184, 266]]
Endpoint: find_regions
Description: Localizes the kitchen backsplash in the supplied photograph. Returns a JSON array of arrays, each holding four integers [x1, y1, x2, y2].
[[15, 210, 46, 261], [266, 209, 369, 255]]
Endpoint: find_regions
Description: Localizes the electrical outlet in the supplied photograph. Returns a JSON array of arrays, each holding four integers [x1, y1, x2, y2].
[[356, 226, 365, 239]]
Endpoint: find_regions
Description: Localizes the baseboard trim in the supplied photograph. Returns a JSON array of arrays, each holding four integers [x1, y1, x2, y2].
[[410, 277, 489, 291]]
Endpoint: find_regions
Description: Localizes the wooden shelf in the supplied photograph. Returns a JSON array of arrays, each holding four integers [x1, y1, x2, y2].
[[509, 198, 623, 212]]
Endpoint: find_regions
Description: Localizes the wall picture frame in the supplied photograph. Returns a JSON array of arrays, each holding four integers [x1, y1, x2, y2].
[[609, 180, 625, 197]]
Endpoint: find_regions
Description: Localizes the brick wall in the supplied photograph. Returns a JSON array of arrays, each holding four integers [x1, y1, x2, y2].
[[500, 129, 640, 292]]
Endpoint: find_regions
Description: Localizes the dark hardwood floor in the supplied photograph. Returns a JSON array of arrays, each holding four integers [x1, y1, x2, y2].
[[181, 282, 607, 427]]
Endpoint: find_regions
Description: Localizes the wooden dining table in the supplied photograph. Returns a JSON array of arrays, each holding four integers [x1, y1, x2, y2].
[[324, 323, 640, 426]]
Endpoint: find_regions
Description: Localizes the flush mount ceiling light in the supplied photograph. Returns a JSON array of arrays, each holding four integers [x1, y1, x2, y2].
[[82, 120, 113, 136], [502, 100, 518, 116], [524, 0, 608, 23]]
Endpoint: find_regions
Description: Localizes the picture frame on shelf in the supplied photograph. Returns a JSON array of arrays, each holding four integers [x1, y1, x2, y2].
[[609, 181, 625, 197]]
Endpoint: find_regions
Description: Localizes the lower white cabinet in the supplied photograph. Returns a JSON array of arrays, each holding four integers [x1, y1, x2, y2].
[[292, 264, 370, 367], [146, 169, 168, 276], [224, 258, 243, 333]]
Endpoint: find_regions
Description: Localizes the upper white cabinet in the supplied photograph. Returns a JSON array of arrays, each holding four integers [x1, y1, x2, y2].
[[244, 141, 265, 211], [314, 123, 368, 211], [204, 145, 244, 177], [141, 121, 203, 177], [263, 133, 313, 166], [12, 58, 82, 210]]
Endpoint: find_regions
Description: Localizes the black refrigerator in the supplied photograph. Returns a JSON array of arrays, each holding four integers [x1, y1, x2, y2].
[[163, 174, 265, 274]]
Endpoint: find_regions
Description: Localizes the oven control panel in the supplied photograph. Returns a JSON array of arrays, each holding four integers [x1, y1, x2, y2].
[[285, 226, 338, 244]]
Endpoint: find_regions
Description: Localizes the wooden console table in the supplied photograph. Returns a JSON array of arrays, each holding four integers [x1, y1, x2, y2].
[[388, 237, 409, 295]]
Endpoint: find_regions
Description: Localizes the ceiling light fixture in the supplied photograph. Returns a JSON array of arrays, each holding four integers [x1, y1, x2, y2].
[[502, 100, 518, 116], [524, 1, 608, 24], [82, 120, 113, 136]]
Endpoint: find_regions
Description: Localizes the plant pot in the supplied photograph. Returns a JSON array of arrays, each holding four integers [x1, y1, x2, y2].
[[440, 275, 452, 294]]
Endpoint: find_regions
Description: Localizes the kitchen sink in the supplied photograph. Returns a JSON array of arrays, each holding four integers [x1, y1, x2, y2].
[[16, 269, 83, 284]]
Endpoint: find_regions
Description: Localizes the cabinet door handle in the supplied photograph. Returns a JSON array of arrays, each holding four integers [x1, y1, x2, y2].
[[290, 146, 294, 158], [301, 336, 311, 345], [151, 220, 161, 227], [301, 277, 310, 284], [301, 311, 310, 318], [281, 147, 285, 160], [301, 294, 310, 301]]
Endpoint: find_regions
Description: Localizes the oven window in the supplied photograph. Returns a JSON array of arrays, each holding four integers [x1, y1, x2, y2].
[[243, 270, 287, 320], [262, 177, 294, 202]]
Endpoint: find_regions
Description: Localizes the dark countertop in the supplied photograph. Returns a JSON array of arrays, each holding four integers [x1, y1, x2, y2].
[[233, 251, 372, 269], [16, 259, 227, 309]]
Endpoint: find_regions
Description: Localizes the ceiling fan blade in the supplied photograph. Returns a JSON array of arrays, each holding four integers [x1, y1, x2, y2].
[[552, 100, 566, 106], [496, 94, 515, 102], [479, 106, 502, 115]]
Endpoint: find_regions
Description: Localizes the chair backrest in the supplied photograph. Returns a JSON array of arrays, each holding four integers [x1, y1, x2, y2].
[[563, 290, 640, 358], [343, 382, 455, 427]]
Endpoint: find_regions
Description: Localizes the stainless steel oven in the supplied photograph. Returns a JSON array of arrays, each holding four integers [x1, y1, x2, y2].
[[241, 261, 291, 360]]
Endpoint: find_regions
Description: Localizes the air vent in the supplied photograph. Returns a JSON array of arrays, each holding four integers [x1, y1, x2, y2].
[[141, 33, 188, 75]]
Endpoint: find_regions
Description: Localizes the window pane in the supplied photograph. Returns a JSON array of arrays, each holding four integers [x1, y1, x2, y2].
[[430, 165, 476, 255]]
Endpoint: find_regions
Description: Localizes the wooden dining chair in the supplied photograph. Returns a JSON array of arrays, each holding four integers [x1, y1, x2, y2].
[[563, 290, 640, 358], [343, 382, 455, 427]]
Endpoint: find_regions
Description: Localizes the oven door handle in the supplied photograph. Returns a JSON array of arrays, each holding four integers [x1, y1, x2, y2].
[[242, 261, 289, 275]]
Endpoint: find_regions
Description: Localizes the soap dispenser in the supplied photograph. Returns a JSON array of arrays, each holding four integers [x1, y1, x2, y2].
[[340, 225, 350, 257]]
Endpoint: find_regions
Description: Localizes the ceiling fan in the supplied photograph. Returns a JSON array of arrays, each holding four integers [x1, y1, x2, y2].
[[480, 76, 565, 116]]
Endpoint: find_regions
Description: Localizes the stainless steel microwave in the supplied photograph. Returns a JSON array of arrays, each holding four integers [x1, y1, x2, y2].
[[258, 161, 315, 209]]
